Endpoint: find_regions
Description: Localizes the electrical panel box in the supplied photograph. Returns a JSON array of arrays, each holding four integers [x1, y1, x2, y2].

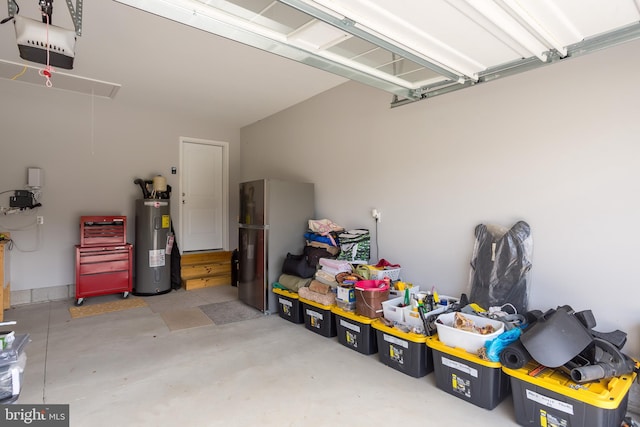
[[9, 191, 33, 208]]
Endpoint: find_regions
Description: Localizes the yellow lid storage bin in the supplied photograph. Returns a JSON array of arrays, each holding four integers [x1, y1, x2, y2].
[[426, 336, 511, 410], [272, 287, 304, 324], [332, 306, 378, 355], [371, 319, 433, 378], [502, 361, 637, 427], [299, 297, 336, 338]]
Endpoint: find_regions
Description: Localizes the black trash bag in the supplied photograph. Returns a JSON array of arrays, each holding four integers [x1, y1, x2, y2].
[[468, 221, 532, 314], [170, 221, 181, 290], [231, 249, 239, 287]]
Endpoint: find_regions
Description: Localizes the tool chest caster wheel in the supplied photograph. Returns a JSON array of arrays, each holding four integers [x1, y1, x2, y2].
[[122, 292, 130, 299], [75, 298, 84, 306]]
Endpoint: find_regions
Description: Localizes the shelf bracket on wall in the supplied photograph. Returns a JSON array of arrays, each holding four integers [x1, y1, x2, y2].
[[6, 0, 83, 35]]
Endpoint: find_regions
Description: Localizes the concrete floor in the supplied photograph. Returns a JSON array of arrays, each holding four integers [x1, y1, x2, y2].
[[1, 285, 621, 426]]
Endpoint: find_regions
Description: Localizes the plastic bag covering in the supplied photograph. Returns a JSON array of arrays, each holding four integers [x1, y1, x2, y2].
[[485, 327, 522, 362], [468, 221, 532, 314], [336, 229, 371, 264], [0, 353, 26, 402]]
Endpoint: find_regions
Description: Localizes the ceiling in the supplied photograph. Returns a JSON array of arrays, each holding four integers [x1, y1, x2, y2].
[[0, 1, 347, 127], [1, 1, 640, 127]]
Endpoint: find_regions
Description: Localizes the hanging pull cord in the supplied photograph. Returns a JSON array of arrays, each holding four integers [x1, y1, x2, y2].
[[40, 68, 53, 87], [38, 12, 54, 88]]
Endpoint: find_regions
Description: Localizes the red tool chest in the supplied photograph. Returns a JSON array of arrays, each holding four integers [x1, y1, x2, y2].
[[80, 216, 127, 247], [75, 216, 133, 306]]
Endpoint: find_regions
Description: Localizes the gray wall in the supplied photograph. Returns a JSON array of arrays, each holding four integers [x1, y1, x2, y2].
[[241, 39, 640, 357], [1, 18, 638, 358], [0, 79, 241, 299]]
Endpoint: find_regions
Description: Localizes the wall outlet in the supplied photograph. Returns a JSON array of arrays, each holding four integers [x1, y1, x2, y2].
[[37, 216, 44, 225], [371, 209, 381, 222]]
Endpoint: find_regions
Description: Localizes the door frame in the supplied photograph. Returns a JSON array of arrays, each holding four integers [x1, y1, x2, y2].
[[178, 137, 230, 253]]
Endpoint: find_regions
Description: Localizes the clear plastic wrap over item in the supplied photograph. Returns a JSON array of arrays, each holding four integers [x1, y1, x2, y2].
[[0, 353, 26, 402], [468, 221, 532, 314]]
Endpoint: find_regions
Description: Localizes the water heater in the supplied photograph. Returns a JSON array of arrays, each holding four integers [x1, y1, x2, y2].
[[134, 199, 172, 295]]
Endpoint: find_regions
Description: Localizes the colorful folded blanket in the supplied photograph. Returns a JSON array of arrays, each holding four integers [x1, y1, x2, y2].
[[304, 232, 338, 247]]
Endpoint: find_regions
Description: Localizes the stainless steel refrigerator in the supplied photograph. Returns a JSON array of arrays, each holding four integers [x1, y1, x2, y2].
[[238, 179, 314, 313]]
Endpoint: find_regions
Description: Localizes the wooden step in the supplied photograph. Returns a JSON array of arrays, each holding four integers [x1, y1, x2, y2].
[[181, 263, 230, 280], [183, 276, 230, 290], [180, 250, 232, 290], [181, 251, 231, 266]]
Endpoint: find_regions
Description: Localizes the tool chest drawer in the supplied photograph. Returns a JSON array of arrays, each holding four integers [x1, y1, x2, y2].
[[79, 259, 130, 276], [76, 271, 130, 296], [80, 216, 127, 247], [75, 244, 133, 305], [77, 247, 131, 275]]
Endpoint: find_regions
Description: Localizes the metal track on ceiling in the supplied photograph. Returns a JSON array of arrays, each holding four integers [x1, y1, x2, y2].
[[112, 0, 640, 108], [391, 21, 640, 108]]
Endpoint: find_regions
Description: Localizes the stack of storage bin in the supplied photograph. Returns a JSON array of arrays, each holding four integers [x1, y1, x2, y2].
[[270, 277, 640, 426]]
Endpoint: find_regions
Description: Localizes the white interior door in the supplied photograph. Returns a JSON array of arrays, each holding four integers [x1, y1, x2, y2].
[[180, 138, 228, 252]]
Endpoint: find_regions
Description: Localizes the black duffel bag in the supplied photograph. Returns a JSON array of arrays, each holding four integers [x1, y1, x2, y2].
[[282, 252, 316, 279]]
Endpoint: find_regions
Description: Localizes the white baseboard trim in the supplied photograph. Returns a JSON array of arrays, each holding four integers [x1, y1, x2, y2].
[[10, 284, 74, 306]]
